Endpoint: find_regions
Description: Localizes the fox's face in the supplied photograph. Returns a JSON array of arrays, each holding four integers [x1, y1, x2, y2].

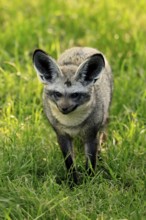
[[33, 49, 105, 115]]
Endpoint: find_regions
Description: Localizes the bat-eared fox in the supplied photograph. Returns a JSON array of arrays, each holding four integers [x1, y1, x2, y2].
[[33, 47, 113, 185]]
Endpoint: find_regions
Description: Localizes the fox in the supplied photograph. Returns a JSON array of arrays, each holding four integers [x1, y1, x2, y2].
[[33, 47, 113, 184]]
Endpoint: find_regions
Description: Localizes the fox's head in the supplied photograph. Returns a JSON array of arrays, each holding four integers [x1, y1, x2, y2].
[[33, 49, 105, 115]]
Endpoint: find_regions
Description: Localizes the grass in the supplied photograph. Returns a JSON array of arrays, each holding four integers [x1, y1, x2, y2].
[[0, 0, 146, 219]]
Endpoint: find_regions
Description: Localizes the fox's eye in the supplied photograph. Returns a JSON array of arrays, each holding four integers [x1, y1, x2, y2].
[[54, 91, 62, 98], [70, 93, 80, 99]]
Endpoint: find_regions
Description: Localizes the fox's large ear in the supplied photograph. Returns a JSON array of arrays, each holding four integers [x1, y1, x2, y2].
[[74, 54, 105, 86], [33, 49, 62, 83]]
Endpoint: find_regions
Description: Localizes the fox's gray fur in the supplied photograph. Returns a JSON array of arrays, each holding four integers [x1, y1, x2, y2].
[[33, 47, 113, 184]]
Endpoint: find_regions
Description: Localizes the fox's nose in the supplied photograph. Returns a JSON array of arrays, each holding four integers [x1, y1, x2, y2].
[[61, 107, 69, 114]]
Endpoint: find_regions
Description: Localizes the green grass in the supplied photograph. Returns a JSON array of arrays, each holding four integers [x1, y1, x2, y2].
[[0, 0, 146, 219]]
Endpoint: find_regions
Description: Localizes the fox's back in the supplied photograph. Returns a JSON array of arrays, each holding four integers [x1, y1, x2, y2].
[[58, 47, 100, 67]]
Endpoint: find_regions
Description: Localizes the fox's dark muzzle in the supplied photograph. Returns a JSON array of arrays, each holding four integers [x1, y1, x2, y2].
[[59, 105, 78, 114]]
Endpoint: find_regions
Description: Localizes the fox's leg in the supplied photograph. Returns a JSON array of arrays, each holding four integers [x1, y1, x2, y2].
[[85, 139, 98, 175], [84, 128, 99, 175], [57, 134, 78, 184], [99, 117, 109, 151]]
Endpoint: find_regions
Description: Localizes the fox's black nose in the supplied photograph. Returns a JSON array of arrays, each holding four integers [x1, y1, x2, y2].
[[61, 107, 69, 114], [60, 105, 78, 114]]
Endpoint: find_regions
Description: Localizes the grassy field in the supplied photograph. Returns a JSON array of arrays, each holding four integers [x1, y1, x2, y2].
[[0, 0, 146, 219]]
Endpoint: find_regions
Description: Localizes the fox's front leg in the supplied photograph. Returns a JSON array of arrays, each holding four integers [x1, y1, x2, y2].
[[84, 130, 99, 175], [57, 133, 78, 184]]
